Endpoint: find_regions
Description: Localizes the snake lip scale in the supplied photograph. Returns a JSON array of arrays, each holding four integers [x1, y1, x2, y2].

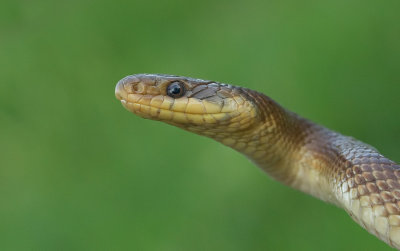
[[115, 73, 400, 249]]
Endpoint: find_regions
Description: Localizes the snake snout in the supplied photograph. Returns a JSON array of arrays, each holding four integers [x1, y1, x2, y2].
[[115, 75, 143, 101], [115, 81, 126, 101]]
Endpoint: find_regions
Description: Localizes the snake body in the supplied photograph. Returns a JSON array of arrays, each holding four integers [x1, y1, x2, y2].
[[115, 74, 400, 249]]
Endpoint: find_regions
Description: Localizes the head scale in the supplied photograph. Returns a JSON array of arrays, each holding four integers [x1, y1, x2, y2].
[[115, 74, 261, 137]]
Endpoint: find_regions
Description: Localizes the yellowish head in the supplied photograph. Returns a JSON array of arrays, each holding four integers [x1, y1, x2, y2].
[[115, 74, 261, 137]]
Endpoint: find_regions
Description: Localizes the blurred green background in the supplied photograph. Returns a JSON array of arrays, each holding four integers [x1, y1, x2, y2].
[[1, 0, 399, 250]]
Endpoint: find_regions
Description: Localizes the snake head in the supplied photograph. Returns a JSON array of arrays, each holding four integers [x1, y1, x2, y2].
[[115, 74, 261, 136]]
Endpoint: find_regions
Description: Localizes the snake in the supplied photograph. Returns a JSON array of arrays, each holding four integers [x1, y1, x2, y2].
[[115, 73, 400, 249]]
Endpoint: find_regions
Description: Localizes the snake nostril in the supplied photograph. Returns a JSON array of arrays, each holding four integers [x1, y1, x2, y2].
[[127, 82, 145, 94], [122, 82, 142, 93], [119, 75, 140, 93], [132, 83, 140, 92]]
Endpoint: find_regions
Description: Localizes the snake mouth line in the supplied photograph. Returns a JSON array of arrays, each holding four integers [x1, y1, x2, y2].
[[120, 99, 231, 116]]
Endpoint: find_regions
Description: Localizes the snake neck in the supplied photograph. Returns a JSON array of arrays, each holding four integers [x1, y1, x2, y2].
[[202, 90, 341, 203], [200, 90, 313, 185]]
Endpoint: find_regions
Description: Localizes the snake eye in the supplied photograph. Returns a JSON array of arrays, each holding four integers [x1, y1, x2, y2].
[[167, 81, 185, 98]]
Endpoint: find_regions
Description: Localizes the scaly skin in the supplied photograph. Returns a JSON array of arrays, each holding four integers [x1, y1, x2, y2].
[[115, 74, 400, 249]]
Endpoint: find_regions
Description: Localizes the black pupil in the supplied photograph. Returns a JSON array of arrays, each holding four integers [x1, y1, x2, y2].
[[170, 84, 181, 94], [167, 82, 184, 97]]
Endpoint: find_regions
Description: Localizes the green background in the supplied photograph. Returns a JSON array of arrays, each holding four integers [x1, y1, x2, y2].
[[1, 0, 399, 250]]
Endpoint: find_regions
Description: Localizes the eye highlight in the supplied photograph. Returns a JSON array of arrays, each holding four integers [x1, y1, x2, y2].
[[167, 81, 185, 98]]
